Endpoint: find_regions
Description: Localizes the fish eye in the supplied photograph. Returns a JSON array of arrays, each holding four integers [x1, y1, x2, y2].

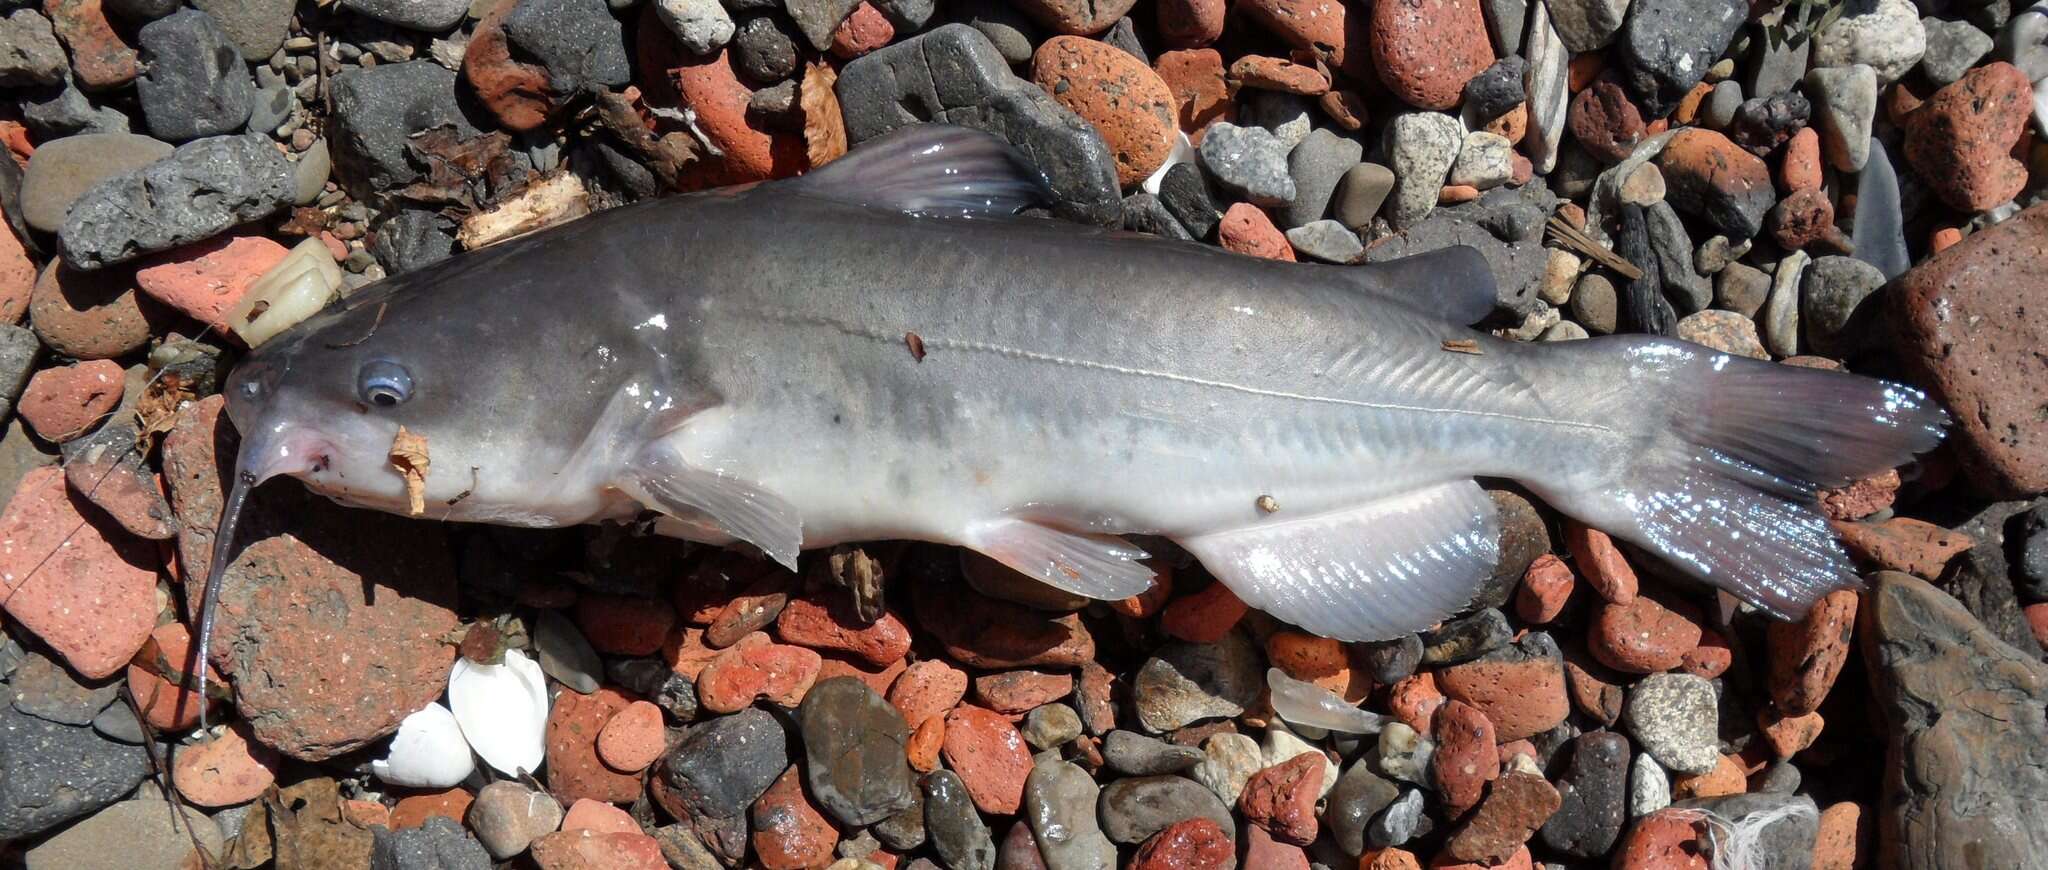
[[356, 359, 414, 407]]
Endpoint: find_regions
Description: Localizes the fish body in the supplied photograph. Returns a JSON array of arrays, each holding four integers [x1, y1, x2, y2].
[[213, 125, 1947, 654]]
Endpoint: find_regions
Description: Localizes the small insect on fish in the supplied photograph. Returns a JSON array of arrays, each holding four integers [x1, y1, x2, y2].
[[193, 124, 1947, 721]]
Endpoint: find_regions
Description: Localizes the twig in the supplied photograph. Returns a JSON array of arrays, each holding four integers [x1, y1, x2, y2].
[[1546, 216, 1644, 281]]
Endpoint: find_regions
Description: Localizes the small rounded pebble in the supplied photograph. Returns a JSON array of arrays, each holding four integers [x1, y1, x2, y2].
[[595, 700, 666, 773]]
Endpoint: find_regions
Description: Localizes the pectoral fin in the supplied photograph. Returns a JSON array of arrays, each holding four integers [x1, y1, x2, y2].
[[964, 517, 1158, 600], [1177, 481, 1500, 641], [617, 447, 803, 570]]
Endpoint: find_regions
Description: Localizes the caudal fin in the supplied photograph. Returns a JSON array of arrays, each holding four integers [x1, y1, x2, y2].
[[1558, 340, 1948, 619]]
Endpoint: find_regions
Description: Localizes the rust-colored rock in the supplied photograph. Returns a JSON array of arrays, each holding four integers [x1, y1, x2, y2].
[[1217, 203, 1295, 262], [1904, 62, 2032, 212], [1567, 80, 1646, 164], [1238, 0, 1365, 78], [913, 577, 1096, 669], [463, 3, 556, 132], [16, 359, 122, 442], [128, 622, 219, 731], [696, 631, 822, 713], [545, 687, 646, 806], [1563, 523, 1637, 604], [1766, 588, 1858, 716], [1229, 55, 1328, 95], [1032, 36, 1178, 187], [1590, 593, 1703, 674], [172, 723, 281, 808], [1130, 817, 1234, 870], [942, 705, 1033, 814], [973, 669, 1074, 715], [1010, 0, 1138, 35], [1444, 764, 1562, 864], [45, 0, 137, 90], [29, 259, 163, 360], [1437, 635, 1571, 742], [751, 765, 840, 870], [1156, 0, 1224, 48], [1432, 699, 1500, 818], [1515, 553, 1575, 624], [1833, 517, 1973, 579], [391, 788, 475, 829], [0, 467, 156, 679], [775, 593, 912, 666], [1613, 810, 1709, 870], [576, 593, 676, 656], [1369, 0, 1491, 110], [1239, 752, 1323, 845]]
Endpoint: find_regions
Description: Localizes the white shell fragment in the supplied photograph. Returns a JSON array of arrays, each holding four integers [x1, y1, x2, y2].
[[1141, 131, 1195, 197], [371, 702, 476, 789], [1266, 667, 1389, 735], [228, 236, 345, 347], [449, 649, 550, 777]]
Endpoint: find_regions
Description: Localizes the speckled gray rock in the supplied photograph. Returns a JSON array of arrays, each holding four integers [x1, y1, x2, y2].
[[8, 651, 118, 726], [0, 706, 150, 840], [1813, 0, 1926, 83], [1280, 127, 1362, 228], [1157, 162, 1220, 239], [58, 133, 293, 269], [1332, 162, 1395, 229], [661, 708, 790, 819], [1097, 775, 1235, 845], [1122, 192, 1193, 240], [872, 0, 934, 29], [923, 770, 997, 870], [1198, 121, 1295, 207], [1646, 200, 1711, 314], [1618, 0, 1744, 116], [1624, 673, 1719, 775], [1670, 794, 1818, 870], [369, 209, 458, 277], [873, 788, 926, 851], [950, 0, 1036, 64], [328, 61, 482, 198], [1103, 730, 1203, 776], [1286, 220, 1364, 263], [0, 8, 65, 86], [1385, 111, 1462, 228], [1369, 789, 1426, 848], [798, 677, 915, 827], [0, 325, 39, 418], [189, 0, 292, 58], [1132, 631, 1261, 732], [1921, 18, 1993, 85], [1363, 183, 1556, 317], [656, 0, 736, 55], [1800, 254, 1885, 357], [1191, 732, 1262, 805], [1547, 0, 1627, 53], [1805, 64, 1877, 172], [1462, 55, 1526, 124], [19, 76, 132, 139], [1628, 751, 1669, 817], [502, 0, 631, 91], [1239, 89, 1312, 149], [1020, 703, 1083, 749], [836, 24, 1121, 225], [1325, 760, 1399, 857], [732, 14, 799, 83], [1448, 130, 1513, 190], [342, 0, 469, 31], [1539, 731, 1629, 857], [1525, 0, 1569, 173], [371, 816, 492, 870], [1023, 760, 1115, 870]]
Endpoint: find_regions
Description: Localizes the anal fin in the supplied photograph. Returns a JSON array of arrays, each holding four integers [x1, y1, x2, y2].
[[1177, 481, 1500, 642], [617, 447, 804, 570], [964, 518, 1157, 600]]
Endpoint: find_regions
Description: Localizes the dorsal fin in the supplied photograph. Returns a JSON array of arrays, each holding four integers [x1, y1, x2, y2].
[[790, 124, 1054, 218], [1314, 245, 1499, 325]]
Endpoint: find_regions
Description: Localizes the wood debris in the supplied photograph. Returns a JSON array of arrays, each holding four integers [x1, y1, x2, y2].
[[388, 427, 430, 517], [1441, 338, 1484, 354], [1545, 216, 1644, 281], [456, 171, 591, 250], [801, 61, 847, 169], [905, 331, 926, 362]]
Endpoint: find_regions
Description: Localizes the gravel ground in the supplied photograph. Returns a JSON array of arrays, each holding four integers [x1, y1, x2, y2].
[[1, 0, 2047, 868]]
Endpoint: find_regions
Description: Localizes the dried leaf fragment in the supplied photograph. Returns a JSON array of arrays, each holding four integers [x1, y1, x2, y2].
[[801, 61, 847, 169], [388, 427, 430, 516], [1441, 339, 1483, 355], [905, 331, 926, 361]]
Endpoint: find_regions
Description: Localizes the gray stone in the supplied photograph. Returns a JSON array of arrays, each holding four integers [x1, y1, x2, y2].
[[58, 133, 293, 269], [1448, 130, 1513, 190], [797, 676, 915, 827], [1023, 760, 1115, 870], [1385, 111, 1462, 228], [1332, 162, 1394, 230], [1197, 121, 1295, 207], [1285, 220, 1364, 263], [1102, 16, 1146, 63], [1324, 760, 1399, 857], [732, 13, 798, 83], [1851, 137, 1910, 281], [1157, 161, 1220, 239], [18, 77, 131, 139], [1921, 18, 1993, 85], [1547, 0, 1627, 53], [1761, 249, 1808, 358], [949, 0, 1036, 64], [1132, 631, 1262, 732], [1361, 184, 1554, 317], [189, 0, 292, 58], [245, 65, 292, 134], [1422, 607, 1512, 664], [923, 770, 997, 870], [836, 24, 1122, 226], [661, 707, 790, 819], [1805, 64, 1877, 172], [1623, 673, 1719, 775], [1754, 759, 1802, 795], [328, 61, 482, 198], [532, 609, 601, 693], [1800, 254, 1885, 357], [136, 10, 254, 142], [1357, 633, 1423, 685], [1569, 272, 1618, 334], [1997, 0, 2048, 81], [1539, 731, 1628, 858], [1744, 27, 1809, 98], [657, 0, 735, 55], [1019, 703, 1083, 749], [1646, 200, 1710, 314], [0, 705, 149, 840], [1481, 0, 1526, 56], [1191, 732, 1261, 805], [1694, 233, 1747, 274], [1238, 89, 1312, 149], [606, 658, 698, 722], [1368, 789, 1425, 848], [1619, 0, 1744, 116], [1813, 0, 1927, 83], [467, 781, 563, 861], [1097, 775, 1235, 845], [1714, 260, 1769, 317], [292, 139, 330, 205], [502, 0, 631, 92], [873, 787, 926, 851], [1669, 794, 1818, 870], [343, 0, 470, 31], [1937, 543, 2037, 657], [105, 0, 183, 19], [24, 799, 224, 870], [2020, 503, 2048, 601], [872, 0, 934, 29], [1102, 730, 1203, 776], [1281, 127, 1362, 228], [786, 0, 861, 50], [370, 209, 458, 277], [1702, 79, 1744, 129], [0, 8, 65, 86], [1374, 722, 1433, 784], [8, 650, 119, 726], [370, 816, 493, 870], [1122, 192, 1193, 240], [1628, 750, 1669, 817], [1525, 0, 1569, 173], [0, 324, 40, 416], [1463, 56, 1527, 125]]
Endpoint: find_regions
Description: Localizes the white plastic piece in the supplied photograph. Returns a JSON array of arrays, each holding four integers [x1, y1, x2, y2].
[[228, 236, 345, 347], [1266, 667, 1389, 735], [371, 702, 476, 788], [1141, 131, 1194, 197], [2034, 76, 2048, 138], [1666, 799, 1822, 870], [448, 649, 550, 777]]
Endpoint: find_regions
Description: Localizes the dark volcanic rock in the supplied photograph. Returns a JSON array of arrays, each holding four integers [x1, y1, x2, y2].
[[797, 676, 916, 827], [0, 705, 149, 840], [1861, 572, 2048, 868], [662, 707, 791, 819], [135, 9, 253, 141], [1539, 731, 1629, 858], [57, 133, 293, 269]]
